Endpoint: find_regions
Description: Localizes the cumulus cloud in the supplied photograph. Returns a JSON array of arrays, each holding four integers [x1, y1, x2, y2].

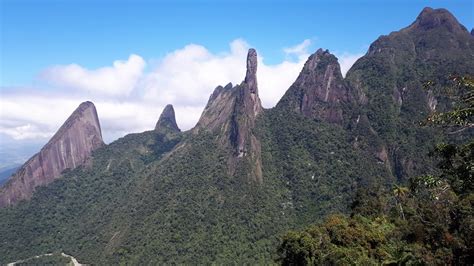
[[283, 39, 311, 56], [334, 52, 364, 77], [141, 39, 248, 106], [0, 92, 160, 143], [142, 39, 308, 108], [1, 39, 361, 146], [41, 54, 146, 96], [0, 123, 52, 140]]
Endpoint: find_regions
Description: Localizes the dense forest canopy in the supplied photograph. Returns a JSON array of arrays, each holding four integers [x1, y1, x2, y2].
[[0, 7, 472, 265]]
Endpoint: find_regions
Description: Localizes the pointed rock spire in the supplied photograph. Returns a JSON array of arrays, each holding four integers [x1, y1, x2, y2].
[[295, 49, 346, 103], [155, 104, 180, 133], [194, 48, 263, 182], [277, 48, 351, 123], [241, 48, 263, 116], [195, 49, 263, 132], [0, 101, 104, 207], [245, 48, 258, 94]]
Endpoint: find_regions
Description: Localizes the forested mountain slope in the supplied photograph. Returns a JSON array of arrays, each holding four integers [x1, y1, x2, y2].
[[0, 7, 472, 264]]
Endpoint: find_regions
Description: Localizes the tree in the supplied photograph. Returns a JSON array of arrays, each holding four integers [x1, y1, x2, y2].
[[392, 184, 409, 220], [423, 75, 473, 194], [425, 75, 474, 131], [277, 75, 474, 265]]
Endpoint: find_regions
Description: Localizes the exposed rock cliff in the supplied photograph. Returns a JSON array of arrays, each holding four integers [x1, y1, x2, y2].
[[0, 7, 472, 264], [231, 48, 263, 156], [277, 49, 352, 124], [0, 101, 104, 207], [155, 104, 180, 134], [195, 49, 263, 182], [346, 7, 474, 180]]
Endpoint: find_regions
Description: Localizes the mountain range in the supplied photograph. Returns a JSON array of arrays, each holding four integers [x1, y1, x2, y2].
[[0, 7, 473, 264]]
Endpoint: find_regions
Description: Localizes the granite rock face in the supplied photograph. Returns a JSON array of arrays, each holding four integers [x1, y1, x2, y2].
[[0, 101, 104, 207], [231, 48, 263, 155], [195, 49, 263, 182], [155, 104, 180, 134], [244, 48, 259, 95], [277, 49, 351, 124]]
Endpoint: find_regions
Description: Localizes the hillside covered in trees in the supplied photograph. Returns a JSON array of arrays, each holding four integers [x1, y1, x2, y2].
[[0, 7, 472, 265]]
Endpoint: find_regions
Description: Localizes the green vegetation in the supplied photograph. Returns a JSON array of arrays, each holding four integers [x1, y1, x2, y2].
[[258, 107, 388, 226], [278, 215, 399, 265], [277, 76, 473, 265], [0, 105, 386, 264], [0, 10, 472, 264]]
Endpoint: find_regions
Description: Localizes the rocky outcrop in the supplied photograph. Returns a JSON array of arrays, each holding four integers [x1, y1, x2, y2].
[[0, 101, 104, 207], [405, 7, 469, 34], [195, 49, 263, 182], [155, 104, 180, 134], [195, 82, 235, 133], [231, 48, 263, 157], [345, 7, 474, 181], [277, 49, 351, 123]]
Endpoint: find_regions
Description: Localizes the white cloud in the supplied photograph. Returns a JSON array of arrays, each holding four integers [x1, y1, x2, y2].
[[1, 39, 361, 146], [141, 39, 248, 106], [0, 93, 160, 143], [41, 54, 146, 96], [258, 60, 306, 107], [334, 52, 364, 77], [142, 39, 308, 109], [0, 124, 52, 140], [284, 39, 312, 58]]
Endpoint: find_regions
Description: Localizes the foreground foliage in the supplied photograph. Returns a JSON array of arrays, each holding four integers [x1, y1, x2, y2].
[[1, 9, 472, 263], [277, 76, 474, 265]]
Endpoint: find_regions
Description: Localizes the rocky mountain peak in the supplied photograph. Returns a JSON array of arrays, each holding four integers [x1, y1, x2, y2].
[[195, 49, 262, 132], [277, 48, 351, 123], [245, 48, 258, 94], [155, 104, 180, 133], [0, 101, 104, 207], [407, 7, 468, 34], [294, 48, 344, 100], [240, 48, 263, 117], [194, 48, 263, 182], [41, 101, 103, 153]]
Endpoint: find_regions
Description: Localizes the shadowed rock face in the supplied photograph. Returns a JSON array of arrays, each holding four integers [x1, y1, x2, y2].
[[0, 101, 104, 207], [194, 49, 263, 182], [155, 104, 180, 134], [277, 49, 351, 123]]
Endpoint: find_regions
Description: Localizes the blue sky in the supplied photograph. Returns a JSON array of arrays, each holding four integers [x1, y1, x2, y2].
[[0, 0, 473, 168], [1, 0, 472, 86]]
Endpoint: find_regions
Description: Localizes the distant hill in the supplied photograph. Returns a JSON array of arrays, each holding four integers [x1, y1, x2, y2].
[[0, 165, 20, 186]]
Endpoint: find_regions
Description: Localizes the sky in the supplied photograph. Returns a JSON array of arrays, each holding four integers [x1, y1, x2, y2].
[[0, 0, 473, 165]]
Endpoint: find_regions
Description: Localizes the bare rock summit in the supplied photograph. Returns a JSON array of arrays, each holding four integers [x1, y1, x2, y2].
[[0, 101, 104, 207], [277, 48, 351, 123], [155, 104, 180, 134], [194, 49, 263, 182]]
